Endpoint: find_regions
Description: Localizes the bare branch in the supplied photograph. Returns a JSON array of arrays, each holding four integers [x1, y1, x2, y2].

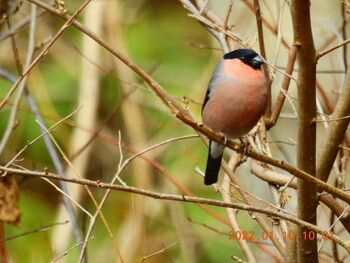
[[316, 68, 350, 183], [292, 0, 319, 257], [1, 165, 349, 253]]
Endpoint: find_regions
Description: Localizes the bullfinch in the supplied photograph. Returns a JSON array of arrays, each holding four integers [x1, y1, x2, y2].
[[201, 49, 268, 185]]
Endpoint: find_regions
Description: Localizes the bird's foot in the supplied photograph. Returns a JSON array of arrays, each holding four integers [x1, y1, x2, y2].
[[239, 137, 250, 155], [219, 132, 228, 146]]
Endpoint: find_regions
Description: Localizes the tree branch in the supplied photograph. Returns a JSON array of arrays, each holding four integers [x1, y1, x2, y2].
[[291, 0, 318, 261], [1, 165, 349, 254], [316, 68, 350, 183]]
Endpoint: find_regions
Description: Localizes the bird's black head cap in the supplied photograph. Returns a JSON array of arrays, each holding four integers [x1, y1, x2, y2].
[[224, 49, 264, 70]]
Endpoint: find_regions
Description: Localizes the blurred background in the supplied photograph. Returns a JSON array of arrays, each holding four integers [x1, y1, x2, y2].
[[0, 0, 349, 262]]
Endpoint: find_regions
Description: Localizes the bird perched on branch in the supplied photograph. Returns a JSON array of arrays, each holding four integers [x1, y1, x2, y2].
[[201, 49, 268, 185]]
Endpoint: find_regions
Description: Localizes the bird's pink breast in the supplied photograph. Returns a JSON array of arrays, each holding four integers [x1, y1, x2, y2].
[[202, 60, 268, 138]]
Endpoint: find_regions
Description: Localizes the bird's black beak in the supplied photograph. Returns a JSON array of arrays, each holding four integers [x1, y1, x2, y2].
[[251, 55, 264, 69]]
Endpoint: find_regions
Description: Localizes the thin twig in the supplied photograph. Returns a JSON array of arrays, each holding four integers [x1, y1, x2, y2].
[[4, 108, 81, 169], [0, 221, 68, 243], [223, 0, 234, 30], [318, 206, 350, 252], [41, 170, 92, 218], [141, 242, 178, 262], [317, 38, 350, 59], [50, 238, 93, 263]]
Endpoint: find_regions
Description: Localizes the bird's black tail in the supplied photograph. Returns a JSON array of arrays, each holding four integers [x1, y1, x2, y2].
[[204, 153, 223, 185]]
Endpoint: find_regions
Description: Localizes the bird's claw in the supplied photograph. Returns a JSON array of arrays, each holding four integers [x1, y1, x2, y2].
[[239, 137, 250, 155], [220, 132, 228, 146]]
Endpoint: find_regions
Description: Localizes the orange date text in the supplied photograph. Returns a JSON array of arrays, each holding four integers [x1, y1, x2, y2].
[[228, 230, 334, 241]]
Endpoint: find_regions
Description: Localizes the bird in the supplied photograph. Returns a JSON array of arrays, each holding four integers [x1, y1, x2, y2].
[[201, 49, 268, 185]]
